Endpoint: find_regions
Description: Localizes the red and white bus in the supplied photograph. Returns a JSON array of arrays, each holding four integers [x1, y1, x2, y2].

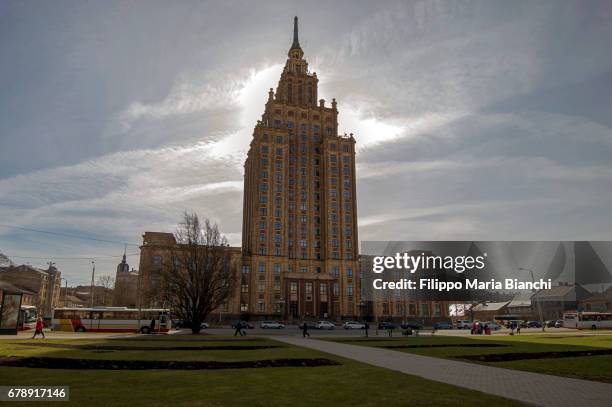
[[52, 307, 171, 333], [563, 311, 612, 330]]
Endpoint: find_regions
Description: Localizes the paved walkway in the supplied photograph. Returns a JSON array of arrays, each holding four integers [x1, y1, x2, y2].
[[273, 336, 612, 407]]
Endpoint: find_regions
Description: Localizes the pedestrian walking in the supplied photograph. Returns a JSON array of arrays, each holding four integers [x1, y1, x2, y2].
[[517, 324, 521, 335], [31, 317, 45, 339], [234, 320, 244, 336], [302, 321, 310, 338], [150, 318, 156, 334], [364, 321, 369, 338]]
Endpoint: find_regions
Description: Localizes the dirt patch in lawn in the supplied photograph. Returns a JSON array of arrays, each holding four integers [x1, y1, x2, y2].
[[378, 343, 508, 349], [459, 349, 612, 362], [17, 343, 281, 351], [0, 356, 340, 370]]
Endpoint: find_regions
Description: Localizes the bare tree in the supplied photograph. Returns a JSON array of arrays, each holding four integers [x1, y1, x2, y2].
[[97, 275, 115, 306], [161, 212, 236, 334]]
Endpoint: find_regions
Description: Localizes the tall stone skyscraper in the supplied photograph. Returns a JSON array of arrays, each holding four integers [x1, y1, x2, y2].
[[241, 17, 359, 320]]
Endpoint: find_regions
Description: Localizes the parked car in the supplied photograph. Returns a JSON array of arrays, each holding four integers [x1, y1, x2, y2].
[[545, 320, 556, 328], [401, 321, 423, 330], [433, 321, 453, 330], [554, 320, 564, 328], [377, 322, 397, 330], [526, 320, 542, 328], [173, 320, 208, 330], [455, 320, 472, 329], [343, 321, 365, 329], [260, 321, 285, 329], [316, 321, 335, 330]]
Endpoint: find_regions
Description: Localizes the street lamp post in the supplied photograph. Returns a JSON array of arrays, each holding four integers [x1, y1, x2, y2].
[[519, 267, 545, 332]]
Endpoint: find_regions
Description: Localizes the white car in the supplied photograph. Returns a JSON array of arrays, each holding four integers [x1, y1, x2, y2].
[[316, 321, 335, 330], [343, 321, 365, 329], [260, 321, 285, 329]]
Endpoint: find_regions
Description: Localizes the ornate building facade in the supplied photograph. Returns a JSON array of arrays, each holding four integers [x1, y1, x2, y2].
[[240, 17, 359, 320]]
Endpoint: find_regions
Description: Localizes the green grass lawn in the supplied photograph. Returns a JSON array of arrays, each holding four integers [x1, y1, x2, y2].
[[327, 334, 612, 383], [0, 336, 526, 407]]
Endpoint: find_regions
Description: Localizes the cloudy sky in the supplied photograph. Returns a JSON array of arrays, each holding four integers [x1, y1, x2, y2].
[[1, 0, 612, 284]]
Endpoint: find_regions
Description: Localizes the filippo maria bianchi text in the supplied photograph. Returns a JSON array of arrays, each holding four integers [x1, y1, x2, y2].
[[372, 278, 552, 291]]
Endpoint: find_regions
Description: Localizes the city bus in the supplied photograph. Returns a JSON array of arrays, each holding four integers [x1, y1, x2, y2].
[[52, 307, 171, 333], [563, 311, 612, 330], [18, 305, 38, 330]]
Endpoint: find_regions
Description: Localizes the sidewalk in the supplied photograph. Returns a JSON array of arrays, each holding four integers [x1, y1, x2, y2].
[[273, 336, 612, 407]]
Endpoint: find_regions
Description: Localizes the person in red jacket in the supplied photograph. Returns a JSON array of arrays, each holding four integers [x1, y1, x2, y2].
[[31, 317, 45, 339]]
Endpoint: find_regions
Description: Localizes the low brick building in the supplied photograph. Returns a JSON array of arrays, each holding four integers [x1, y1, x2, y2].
[[138, 232, 242, 321]]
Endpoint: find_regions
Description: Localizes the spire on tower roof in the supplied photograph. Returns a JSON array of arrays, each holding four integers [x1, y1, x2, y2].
[[291, 16, 301, 50]]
